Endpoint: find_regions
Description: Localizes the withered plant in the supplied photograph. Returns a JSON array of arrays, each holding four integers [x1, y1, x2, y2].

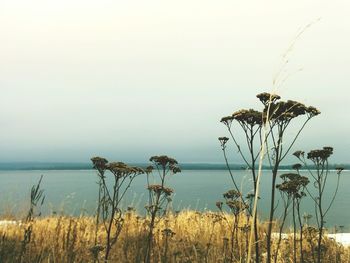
[[275, 172, 309, 263], [91, 157, 145, 262], [219, 92, 319, 263], [217, 189, 248, 262], [257, 92, 319, 263], [144, 155, 180, 263], [220, 108, 263, 263], [293, 147, 344, 263]]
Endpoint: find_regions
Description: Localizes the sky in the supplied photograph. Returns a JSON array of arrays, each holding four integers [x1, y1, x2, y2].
[[0, 0, 349, 164]]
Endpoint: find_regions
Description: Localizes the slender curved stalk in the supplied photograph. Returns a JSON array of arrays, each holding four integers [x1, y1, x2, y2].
[[246, 104, 271, 263], [324, 173, 340, 216], [228, 128, 252, 169], [222, 147, 242, 195]]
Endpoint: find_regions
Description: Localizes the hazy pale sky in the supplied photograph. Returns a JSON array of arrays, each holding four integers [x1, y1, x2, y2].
[[1, 0, 349, 163]]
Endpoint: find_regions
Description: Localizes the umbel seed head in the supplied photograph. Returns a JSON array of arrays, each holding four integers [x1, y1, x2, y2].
[[150, 155, 181, 174], [293, 151, 305, 159], [218, 137, 229, 148], [91, 157, 109, 174], [150, 155, 178, 166], [223, 189, 241, 200], [147, 184, 174, 196], [256, 92, 281, 106], [107, 162, 145, 177], [307, 147, 334, 161], [256, 92, 320, 123], [232, 109, 263, 126], [292, 163, 302, 171]]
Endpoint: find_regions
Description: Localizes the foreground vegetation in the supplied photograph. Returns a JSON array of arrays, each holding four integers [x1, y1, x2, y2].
[[1, 91, 347, 263], [0, 211, 349, 263]]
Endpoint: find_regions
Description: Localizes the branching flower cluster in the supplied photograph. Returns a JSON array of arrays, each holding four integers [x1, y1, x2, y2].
[[144, 155, 181, 263], [276, 172, 309, 263], [217, 189, 249, 262], [292, 147, 344, 262], [219, 92, 320, 263], [91, 156, 145, 262]]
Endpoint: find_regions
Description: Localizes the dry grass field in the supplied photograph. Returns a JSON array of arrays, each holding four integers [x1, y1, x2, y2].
[[0, 211, 348, 263]]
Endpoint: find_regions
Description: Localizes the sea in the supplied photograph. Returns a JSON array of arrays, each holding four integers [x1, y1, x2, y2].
[[0, 167, 349, 231]]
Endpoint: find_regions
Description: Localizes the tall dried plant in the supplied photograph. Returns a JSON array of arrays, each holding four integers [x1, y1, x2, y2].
[[275, 172, 309, 263], [144, 155, 180, 263], [293, 148, 344, 263], [91, 157, 145, 262], [220, 92, 320, 263]]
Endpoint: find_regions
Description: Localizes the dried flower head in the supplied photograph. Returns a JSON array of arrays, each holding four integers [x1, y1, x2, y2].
[[307, 147, 333, 162], [293, 151, 305, 159], [107, 162, 144, 178], [292, 163, 302, 172], [245, 193, 260, 200], [91, 157, 108, 174], [130, 166, 145, 174], [336, 166, 344, 175], [169, 164, 181, 174], [216, 201, 223, 210], [149, 155, 180, 174], [147, 184, 174, 196], [145, 165, 154, 174], [265, 100, 310, 123], [277, 173, 309, 196], [232, 109, 263, 126], [220, 116, 234, 128], [150, 155, 177, 166], [323, 146, 334, 152], [223, 189, 241, 200], [256, 92, 281, 106], [218, 137, 229, 149], [306, 106, 321, 117], [226, 200, 248, 214]]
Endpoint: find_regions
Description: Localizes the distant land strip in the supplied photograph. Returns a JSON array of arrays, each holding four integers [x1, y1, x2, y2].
[[0, 162, 348, 171]]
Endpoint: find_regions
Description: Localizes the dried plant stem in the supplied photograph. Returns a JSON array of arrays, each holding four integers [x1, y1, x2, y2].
[[246, 96, 273, 263]]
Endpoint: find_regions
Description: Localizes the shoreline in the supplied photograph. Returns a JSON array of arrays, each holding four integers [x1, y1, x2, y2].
[[0, 162, 349, 171]]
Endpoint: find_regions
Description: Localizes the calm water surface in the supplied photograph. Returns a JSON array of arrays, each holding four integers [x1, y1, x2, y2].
[[0, 169, 349, 230]]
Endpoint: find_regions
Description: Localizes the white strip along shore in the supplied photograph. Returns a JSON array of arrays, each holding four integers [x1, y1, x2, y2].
[[271, 232, 350, 247]]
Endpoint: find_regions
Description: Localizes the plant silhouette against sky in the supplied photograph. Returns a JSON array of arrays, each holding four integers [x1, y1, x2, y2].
[[220, 92, 320, 263]]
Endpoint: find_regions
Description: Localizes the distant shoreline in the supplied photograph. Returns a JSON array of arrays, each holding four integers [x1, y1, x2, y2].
[[0, 162, 348, 171]]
